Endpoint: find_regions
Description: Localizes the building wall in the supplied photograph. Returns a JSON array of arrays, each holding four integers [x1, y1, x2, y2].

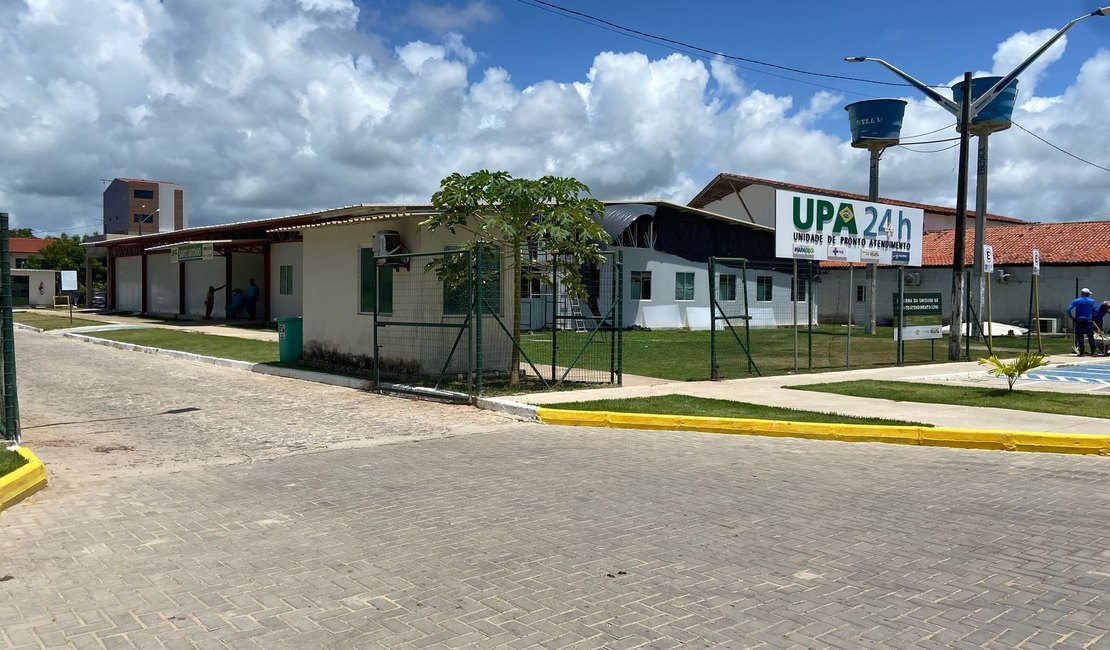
[[146, 253, 178, 314], [302, 219, 514, 374], [269, 242, 302, 319], [12, 269, 59, 308], [116, 256, 142, 311], [817, 264, 1110, 330], [102, 179, 186, 235], [184, 257, 228, 318], [103, 181, 131, 235]]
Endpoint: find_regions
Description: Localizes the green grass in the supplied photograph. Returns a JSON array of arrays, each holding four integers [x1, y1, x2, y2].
[[87, 329, 279, 364], [976, 334, 1076, 356], [790, 379, 1110, 419], [518, 326, 947, 382], [14, 311, 108, 330], [540, 394, 932, 427], [0, 447, 27, 478]]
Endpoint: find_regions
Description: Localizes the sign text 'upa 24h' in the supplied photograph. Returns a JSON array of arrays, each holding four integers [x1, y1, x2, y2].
[[774, 190, 923, 266]]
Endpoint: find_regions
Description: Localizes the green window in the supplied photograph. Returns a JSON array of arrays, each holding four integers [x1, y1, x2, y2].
[[790, 276, 806, 303], [719, 274, 737, 301], [630, 271, 652, 300], [279, 265, 293, 295], [675, 272, 695, 301], [360, 248, 393, 314], [756, 276, 773, 302]]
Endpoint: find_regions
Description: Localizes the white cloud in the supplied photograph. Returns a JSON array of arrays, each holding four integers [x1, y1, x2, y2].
[[0, 1, 1107, 236]]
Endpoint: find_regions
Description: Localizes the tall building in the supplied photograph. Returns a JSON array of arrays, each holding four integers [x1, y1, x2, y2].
[[102, 178, 186, 235]]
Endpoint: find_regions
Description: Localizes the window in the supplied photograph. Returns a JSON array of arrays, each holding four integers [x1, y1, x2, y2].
[[674, 272, 695, 301], [359, 248, 393, 314], [756, 276, 773, 302], [790, 277, 807, 302], [279, 265, 293, 295], [133, 189, 154, 199], [718, 274, 737, 301], [520, 276, 543, 299], [630, 271, 652, 300], [856, 285, 866, 302], [132, 213, 154, 223]]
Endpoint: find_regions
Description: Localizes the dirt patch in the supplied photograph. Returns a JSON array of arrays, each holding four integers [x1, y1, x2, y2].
[[93, 444, 135, 454]]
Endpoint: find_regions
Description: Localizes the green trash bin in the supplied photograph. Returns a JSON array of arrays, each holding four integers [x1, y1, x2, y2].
[[276, 316, 303, 362]]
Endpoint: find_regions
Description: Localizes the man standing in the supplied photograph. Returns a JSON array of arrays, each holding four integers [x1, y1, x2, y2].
[[1067, 288, 1097, 356], [245, 278, 260, 321]]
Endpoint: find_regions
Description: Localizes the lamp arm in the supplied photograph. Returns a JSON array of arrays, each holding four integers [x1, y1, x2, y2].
[[970, 10, 1104, 116], [846, 57, 960, 115]]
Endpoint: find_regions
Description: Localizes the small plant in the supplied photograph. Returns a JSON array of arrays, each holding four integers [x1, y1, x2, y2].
[[978, 352, 1048, 392]]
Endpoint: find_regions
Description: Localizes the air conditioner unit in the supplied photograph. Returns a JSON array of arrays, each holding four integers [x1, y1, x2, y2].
[[996, 269, 1011, 283], [904, 272, 922, 286], [373, 230, 403, 256]]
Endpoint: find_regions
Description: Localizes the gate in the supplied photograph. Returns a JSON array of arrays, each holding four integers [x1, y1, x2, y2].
[[373, 247, 623, 399]]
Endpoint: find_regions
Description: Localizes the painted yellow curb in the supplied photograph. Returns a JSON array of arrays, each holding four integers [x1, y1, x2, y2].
[[0, 447, 48, 511], [535, 409, 1110, 456]]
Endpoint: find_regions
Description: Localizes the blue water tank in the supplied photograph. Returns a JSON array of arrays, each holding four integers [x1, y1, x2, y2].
[[844, 99, 908, 149], [952, 76, 1017, 135]]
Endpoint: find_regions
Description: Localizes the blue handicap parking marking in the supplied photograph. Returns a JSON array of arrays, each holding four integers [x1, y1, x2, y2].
[[1025, 362, 1110, 385]]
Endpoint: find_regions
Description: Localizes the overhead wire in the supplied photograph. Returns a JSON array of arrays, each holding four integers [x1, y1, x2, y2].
[[1011, 120, 1110, 174], [516, 0, 950, 90]]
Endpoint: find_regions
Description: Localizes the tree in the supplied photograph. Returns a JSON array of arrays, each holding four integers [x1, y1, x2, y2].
[[10, 228, 34, 238], [422, 170, 607, 385], [27, 233, 106, 291]]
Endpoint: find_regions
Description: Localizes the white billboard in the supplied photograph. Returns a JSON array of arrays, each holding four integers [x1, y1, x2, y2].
[[774, 190, 924, 266]]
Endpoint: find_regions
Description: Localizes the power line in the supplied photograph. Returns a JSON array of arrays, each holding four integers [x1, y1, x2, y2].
[[1011, 121, 1110, 174], [898, 142, 960, 153], [517, 0, 949, 90]]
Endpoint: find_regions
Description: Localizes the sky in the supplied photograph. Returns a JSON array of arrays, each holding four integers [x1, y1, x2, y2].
[[2, 0, 1109, 236]]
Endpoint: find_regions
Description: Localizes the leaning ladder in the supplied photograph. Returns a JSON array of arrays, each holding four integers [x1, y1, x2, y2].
[[567, 296, 586, 332]]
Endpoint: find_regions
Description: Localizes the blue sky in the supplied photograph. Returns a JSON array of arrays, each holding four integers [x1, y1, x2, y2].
[[1, 0, 1108, 234]]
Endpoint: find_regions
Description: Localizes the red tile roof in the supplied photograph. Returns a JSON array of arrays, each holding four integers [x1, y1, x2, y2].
[[689, 173, 1028, 224], [10, 238, 49, 255], [920, 221, 1110, 267], [823, 220, 1110, 269]]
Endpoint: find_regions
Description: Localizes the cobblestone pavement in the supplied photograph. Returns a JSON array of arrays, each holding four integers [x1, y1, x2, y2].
[[13, 330, 519, 492], [4, 331, 1110, 648]]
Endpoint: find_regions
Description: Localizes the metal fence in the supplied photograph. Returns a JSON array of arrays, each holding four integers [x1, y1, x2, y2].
[[1, 213, 21, 443], [373, 247, 623, 399]]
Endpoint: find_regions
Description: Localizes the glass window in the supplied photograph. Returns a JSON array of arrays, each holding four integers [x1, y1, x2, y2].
[[719, 274, 737, 301], [675, 272, 695, 301], [133, 189, 154, 199], [360, 249, 393, 314], [132, 213, 154, 223], [790, 277, 807, 302], [630, 271, 652, 300], [756, 276, 773, 302], [856, 285, 866, 302], [279, 265, 293, 295]]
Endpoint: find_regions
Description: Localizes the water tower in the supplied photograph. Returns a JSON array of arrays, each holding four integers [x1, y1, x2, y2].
[[844, 98, 908, 336]]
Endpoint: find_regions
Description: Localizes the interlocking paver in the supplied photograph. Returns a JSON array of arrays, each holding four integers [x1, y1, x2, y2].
[[5, 329, 1110, 648]]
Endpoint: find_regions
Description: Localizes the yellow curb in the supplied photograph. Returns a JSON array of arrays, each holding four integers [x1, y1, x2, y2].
[[535, 409, 1110, 456], [0, 447, 48, 511]]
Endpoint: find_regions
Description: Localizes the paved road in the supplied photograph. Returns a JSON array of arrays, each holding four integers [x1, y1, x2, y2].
[[4, 331, 1110, 648]]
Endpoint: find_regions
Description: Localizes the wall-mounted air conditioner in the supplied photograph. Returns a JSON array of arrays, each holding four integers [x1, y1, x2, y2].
[[904, 272, 921, 286], [373, 230, 403, 256]]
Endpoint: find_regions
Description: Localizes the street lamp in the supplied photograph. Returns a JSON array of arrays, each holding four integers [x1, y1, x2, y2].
[[138, 205, 159, 236], [846, 6, 1109, 359]]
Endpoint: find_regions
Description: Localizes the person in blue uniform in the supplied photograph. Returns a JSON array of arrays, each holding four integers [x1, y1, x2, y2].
[[1067, 288, 1097, 356], [245, 278, 260, 321]]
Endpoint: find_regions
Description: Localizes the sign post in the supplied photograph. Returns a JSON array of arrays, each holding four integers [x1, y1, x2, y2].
[[1032, 248, 1041, 353], [982, 244, 994, 354], [170, 243, 214, 263], [60, 270, 77, 325], [893, 292, 944, 354]]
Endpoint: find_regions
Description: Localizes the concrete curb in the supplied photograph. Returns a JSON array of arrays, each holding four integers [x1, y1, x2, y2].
[[251, 364, 373, 390], [0, 447, 48, 511], [61, 333, 255, 370], [14, 323, 44, 333], [475, 398, 539, 420], [535, 408, 1110, 456]]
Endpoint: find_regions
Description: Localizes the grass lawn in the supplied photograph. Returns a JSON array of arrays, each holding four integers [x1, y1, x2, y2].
[[540, 394, 932, 427], [976, 334, 1076, 356], [790, 379, 1110, 419], [0, 447, 27, 478], [15, 311, 107, 330], [87, 328, 279, 364]]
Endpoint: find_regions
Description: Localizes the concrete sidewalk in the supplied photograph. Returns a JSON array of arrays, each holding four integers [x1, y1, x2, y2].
[[47, 310, 279, 341], [501, 355, 1110, 435]]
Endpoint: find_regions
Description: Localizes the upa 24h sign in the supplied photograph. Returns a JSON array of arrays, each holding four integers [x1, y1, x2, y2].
[[774, 190, 923, 266]]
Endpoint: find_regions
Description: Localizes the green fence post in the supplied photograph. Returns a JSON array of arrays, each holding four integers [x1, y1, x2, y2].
[[616, 251, 623, 385], [0, 212, 20, 444], [709, 257, 718, 379], [742, 261, 752, 373], [474, 248, 483, 397], [807, 260, 814, 371], [550, 255, 558, 384]]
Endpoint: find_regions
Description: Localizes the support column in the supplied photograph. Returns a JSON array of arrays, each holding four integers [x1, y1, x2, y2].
[[263, 242, 272, 321], [108, 248, 116, 311], [178, 259, 186, 316], [140, 254, 148, 314]]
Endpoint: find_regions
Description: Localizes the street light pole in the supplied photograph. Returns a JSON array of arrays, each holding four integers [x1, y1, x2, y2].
[[138, 205, 159, 236], [846, 6, 1109, 360], [950, 72, 973, 361]]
